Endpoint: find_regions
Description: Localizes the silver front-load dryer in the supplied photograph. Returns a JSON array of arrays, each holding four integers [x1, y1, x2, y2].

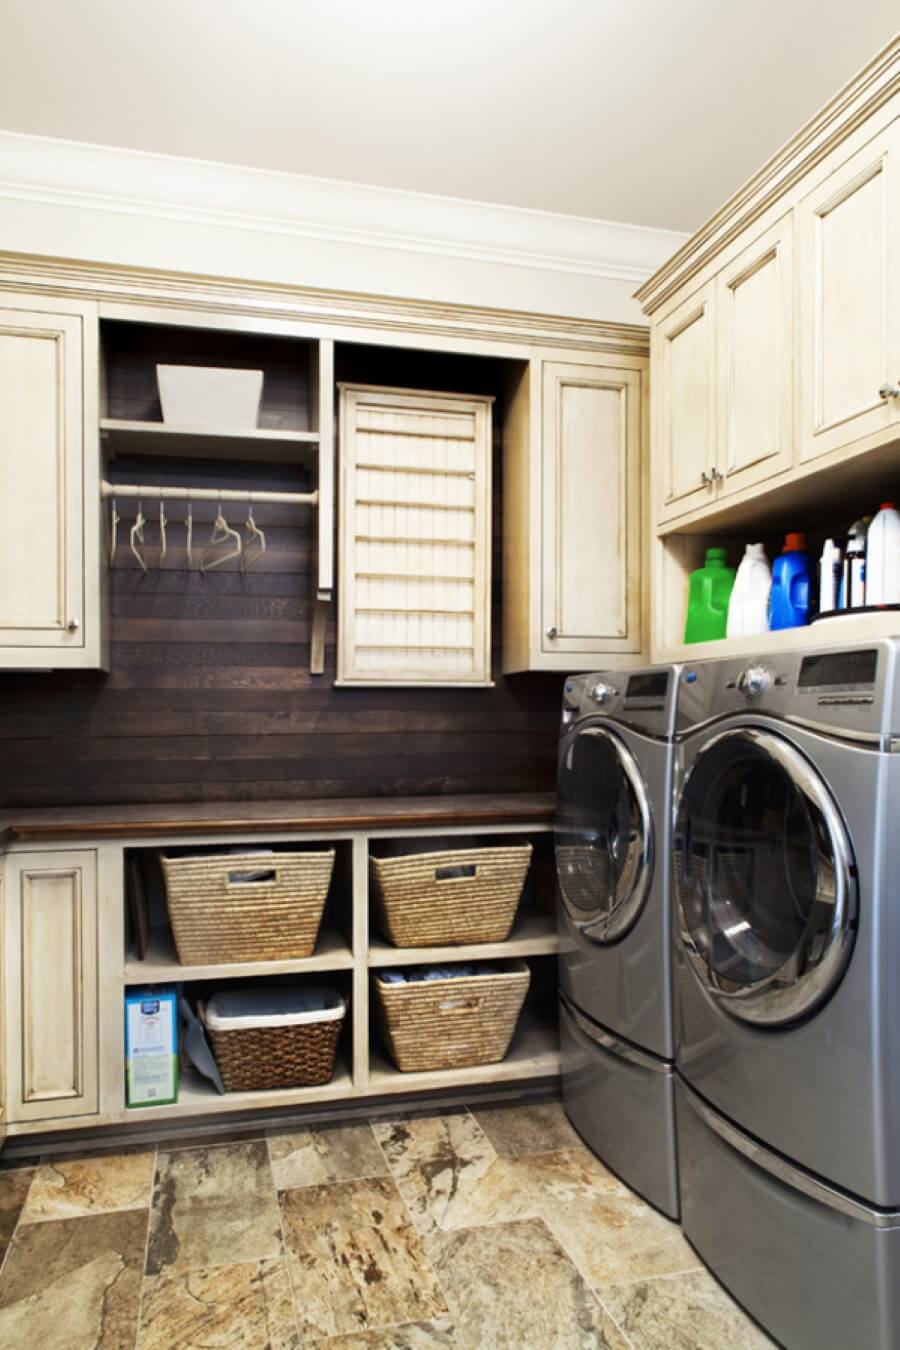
[[673, 641, 900, 1350], [556, 666, 679, 1218]]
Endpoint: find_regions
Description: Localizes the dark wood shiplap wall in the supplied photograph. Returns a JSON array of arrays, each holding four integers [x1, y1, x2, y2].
[[0, 345, 563, 809]]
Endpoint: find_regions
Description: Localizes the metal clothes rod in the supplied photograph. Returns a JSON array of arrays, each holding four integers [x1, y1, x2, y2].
[[100, 480, 318, 506]]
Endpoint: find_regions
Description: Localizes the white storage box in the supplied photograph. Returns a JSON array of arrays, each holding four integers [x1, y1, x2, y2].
[[156, 364, 263, 429]]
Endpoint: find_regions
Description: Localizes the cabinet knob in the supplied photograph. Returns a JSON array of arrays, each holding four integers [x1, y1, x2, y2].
[[700, 471, 712, 487], [546, 626, 558, 639], [66, 618, 80, 632], [879, 382, 900, 400]]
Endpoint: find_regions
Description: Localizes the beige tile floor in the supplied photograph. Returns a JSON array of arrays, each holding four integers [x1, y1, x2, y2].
[[0, 1101, 775, 1349]]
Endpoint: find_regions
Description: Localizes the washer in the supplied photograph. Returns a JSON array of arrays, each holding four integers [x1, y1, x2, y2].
[[556, 665, 679, 1218], [673, 640, 900, 1350]]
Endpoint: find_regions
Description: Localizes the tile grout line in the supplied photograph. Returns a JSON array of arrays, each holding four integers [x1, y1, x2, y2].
[[132, 1142, 158, 1350], [366, 1112, 477, 1350], [591, 1285, 639, 1350], [266, 1133, 307, 1345], [0, 1162, 38, 1279]]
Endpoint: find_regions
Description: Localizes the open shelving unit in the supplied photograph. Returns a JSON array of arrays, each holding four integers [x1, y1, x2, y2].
[[107, 800, 559, 1130]]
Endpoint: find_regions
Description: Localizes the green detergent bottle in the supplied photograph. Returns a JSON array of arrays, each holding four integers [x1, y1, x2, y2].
[[684, 547, 736, 643]]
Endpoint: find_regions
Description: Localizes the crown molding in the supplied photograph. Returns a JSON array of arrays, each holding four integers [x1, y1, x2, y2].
[[635, 33, 900, 314], [0, 130, 685, 289]]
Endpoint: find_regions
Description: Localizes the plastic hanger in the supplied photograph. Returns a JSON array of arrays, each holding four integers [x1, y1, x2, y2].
[[158, 491, 168, 565], [109, 495, 120, 566], [185, 491, 193, 569], [200, 495, 242, 572], [241, 494, 266, 573], [130, 499, 148, 573]]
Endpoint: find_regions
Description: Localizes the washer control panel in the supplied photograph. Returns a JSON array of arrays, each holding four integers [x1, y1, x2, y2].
[[736, 666, 771, 699], [589, 681, 618, 706]]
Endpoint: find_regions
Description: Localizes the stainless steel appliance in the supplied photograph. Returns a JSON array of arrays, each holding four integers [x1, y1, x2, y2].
[[673, 640, 900, 1350], [556, 666, 679, 1217]]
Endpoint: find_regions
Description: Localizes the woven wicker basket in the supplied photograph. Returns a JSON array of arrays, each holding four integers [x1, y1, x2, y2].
[[200, 1000, 345, 1092], [374, 960, 530, 1072], [370, 844, 532, 947], [160, 849, 335, 965]]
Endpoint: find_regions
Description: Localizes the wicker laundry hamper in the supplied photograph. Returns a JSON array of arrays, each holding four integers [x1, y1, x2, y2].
[[200, 987, 346, 1092], [374, 960, 530, 1072], [370, 844, 532, 947], [160, 849, 335, 965]]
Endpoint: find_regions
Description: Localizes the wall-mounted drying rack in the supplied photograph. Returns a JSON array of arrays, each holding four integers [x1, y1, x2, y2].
[[100, 479, 330, 675]]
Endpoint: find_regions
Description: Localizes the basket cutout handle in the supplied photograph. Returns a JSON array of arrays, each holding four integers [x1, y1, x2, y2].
[[226, 867, 277, 886], [434, 862, 478, 882], [438, 995, 482, 1013]]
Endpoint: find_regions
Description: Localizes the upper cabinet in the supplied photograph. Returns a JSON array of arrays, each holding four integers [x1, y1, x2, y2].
[[503, 350, 646, 673], [654, 282, 717, 522], [798, 121, 900, 464], [0, 293, 103, 668]]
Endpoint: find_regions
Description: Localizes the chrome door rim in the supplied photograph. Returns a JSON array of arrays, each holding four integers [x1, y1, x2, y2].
[[675, 726, 857, 1026], [556, 723, 655, 943]]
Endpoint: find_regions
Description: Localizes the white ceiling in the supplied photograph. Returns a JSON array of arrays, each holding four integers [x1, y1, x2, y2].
[[0, 0, 896, 234]]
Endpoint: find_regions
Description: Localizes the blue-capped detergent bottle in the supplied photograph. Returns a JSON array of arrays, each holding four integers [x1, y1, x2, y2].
[[769, 533, 811, 630]]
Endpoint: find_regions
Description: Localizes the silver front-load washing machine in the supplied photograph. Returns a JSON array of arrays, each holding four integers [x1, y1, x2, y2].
[[673, 640, 900, 1350], [556, 665, 679, 1218]]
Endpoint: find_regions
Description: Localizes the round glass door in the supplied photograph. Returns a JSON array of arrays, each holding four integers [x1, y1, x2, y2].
[[556, 724, 654, 943], [674, 727, 856, 1026]]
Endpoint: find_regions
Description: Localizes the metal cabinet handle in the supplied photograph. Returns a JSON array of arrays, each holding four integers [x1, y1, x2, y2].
[[546, 625, 558, 639], [879, 382, 900, 400], [700, 471, 712, 486], [66, 618, 80, 632]]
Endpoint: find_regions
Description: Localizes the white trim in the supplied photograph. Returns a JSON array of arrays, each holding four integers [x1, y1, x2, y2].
[[0, 131, 686, 286]]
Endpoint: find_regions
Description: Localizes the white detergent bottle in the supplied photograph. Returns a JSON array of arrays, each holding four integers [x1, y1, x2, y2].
[[865, 502, 900, 605], [726, 542, 772, 637], [818, 538, 842, 614]]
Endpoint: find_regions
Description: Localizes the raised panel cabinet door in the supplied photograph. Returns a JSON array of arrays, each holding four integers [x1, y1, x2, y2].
[[0, 298, 94, 654], [716, 215, 794, 498], [4, 850, 99, 1122], [799, 120, 900, 463], [541, 362, 642, 655], [655, 282, 717, 522]]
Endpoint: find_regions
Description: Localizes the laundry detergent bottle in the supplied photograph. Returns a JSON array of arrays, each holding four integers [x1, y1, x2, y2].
[[865, 502, 900, 605], [726, 543, 772, 637], [684, 547, 735, 644], [769, 533, 811, 630]]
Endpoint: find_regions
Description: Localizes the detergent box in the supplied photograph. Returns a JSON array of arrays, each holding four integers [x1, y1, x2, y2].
[[125, 987, 178, 1107]]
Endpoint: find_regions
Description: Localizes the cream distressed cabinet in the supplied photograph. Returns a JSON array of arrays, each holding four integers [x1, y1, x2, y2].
[[798, 119, 900, 464], [653, 283, 717, 522], [503, 352, 646, 672], [3, 850, 99, 1123], [0, 292, 103, 668]]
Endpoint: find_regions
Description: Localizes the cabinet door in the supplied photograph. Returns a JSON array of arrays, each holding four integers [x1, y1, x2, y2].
[[798, 120, 900, 463], [0, 296, 97, 657], [717, 216, 794, 498], [655, 282, 717, 522], [4, 850, 99, 1123], [541, 361, 642, 656]]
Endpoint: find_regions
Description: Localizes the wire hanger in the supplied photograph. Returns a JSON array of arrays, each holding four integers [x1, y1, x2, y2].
[[241, 492, 266, 573], [158, 490, 167, 566], [201, 494, 242, 572], [130, 498, 148, 573], [109, 495, 120, 566], [185, 490, 193, 570]]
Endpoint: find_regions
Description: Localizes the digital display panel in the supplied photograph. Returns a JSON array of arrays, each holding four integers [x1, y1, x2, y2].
[[626, 671, 669, 699], [798, 649, 878, 689]]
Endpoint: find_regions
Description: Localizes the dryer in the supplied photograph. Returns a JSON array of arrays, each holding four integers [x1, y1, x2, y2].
[[556, 665, 679, 1218], [673, 640, 900, 1350]]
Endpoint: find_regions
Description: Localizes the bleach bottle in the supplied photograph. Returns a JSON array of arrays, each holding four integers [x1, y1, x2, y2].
[[865, 503, 900, 605], [726, 543, 771, 637], [769, 533, 811, 630]]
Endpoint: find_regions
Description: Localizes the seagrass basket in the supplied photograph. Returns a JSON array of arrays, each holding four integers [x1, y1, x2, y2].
[[160, 849, 335, 965], [200, 990, 346, 1092], [370, 844, 532, 947], [373, 960, 530, 1072]]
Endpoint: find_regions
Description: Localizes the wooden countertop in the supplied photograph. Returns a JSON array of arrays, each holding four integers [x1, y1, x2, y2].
[[0, 793, 556, 845]]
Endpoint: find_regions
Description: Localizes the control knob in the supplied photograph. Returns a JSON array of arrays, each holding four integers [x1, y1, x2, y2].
[[590, 681, 618, 706], [736, 666, 770, 698]]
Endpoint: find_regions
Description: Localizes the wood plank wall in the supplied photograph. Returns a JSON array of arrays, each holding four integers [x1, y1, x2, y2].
[[0, 345, 563, 808]]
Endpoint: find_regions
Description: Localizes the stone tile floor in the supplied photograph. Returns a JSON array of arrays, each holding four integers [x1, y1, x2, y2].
[[0, 1100, 775, 1348]]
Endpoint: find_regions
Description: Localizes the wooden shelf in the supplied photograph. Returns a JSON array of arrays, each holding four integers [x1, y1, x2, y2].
[[124, 926, 354, 984], [367, 911, 558, 967], [100, 419, 319, 463], [366, 1007, 559, 1094], [124, 1056, 355, 1121], [662, 609, 900, 665]]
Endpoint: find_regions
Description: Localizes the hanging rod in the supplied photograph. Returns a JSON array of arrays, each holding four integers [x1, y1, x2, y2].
[[100, 480, 318, 506]]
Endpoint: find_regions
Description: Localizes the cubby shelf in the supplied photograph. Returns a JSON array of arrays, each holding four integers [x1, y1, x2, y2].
[[662, 609, 900, 665], [366, 1008, 559, 1094], [124, 926, 355, 985], [367, 912, 558, 967], [100, 418, 319, 463], [122, 1057, 356, 1120]]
